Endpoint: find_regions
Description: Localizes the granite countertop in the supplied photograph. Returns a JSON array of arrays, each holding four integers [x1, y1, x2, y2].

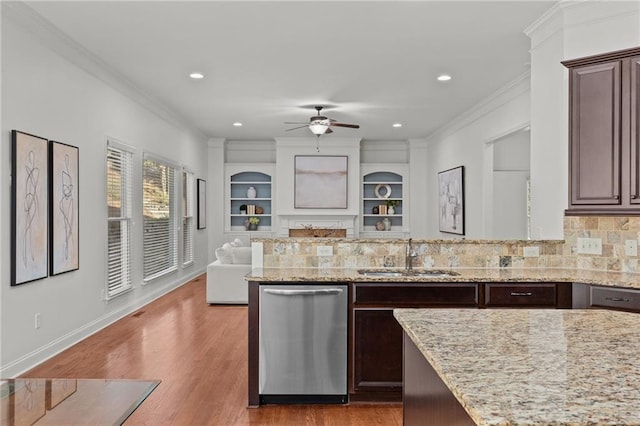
[[245, 267, 640, 290], [394, 308, 640, 425]]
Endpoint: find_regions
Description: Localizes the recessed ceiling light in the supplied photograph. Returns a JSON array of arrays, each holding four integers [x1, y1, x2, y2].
[[437, 74, 452, 81], [233, 122, 243, 127], [189, 72, 204, 79], [392, 123, 403, 128]]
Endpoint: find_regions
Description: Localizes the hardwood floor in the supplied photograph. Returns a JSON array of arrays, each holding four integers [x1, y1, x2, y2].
[[22, 274, 402, 425]]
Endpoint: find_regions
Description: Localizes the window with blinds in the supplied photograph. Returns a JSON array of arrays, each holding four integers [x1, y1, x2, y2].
[[182, 170, 194, 267], [143, 154, 178, 281], [106, 141, 134, 299]]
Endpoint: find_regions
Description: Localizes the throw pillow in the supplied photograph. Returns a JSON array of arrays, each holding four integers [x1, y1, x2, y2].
[[231, 247, 252, 265]]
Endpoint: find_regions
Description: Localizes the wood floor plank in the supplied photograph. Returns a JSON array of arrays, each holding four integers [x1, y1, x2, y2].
[[22, 274, 402, 425]]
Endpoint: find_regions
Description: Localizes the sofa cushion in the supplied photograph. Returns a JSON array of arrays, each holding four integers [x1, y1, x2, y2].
[[231, 247, 252, 265], [229, 238, 245, 247], [215, 243, 234, 264]]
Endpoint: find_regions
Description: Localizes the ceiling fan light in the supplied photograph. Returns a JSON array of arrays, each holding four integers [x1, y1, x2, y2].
[[309, 122, 329, 135]]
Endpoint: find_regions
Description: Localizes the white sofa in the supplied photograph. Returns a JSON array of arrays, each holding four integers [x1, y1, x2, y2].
[[206, 241, 252, 304], [206, 260, 251, 304]]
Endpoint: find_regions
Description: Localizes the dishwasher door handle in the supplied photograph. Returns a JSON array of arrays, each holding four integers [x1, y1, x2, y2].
[[263, 288, 344, 296]]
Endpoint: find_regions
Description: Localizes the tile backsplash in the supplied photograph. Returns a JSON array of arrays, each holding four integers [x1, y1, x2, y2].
[[257, 216, 640, 274]]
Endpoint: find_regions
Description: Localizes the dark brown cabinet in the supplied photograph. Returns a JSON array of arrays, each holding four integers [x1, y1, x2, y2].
[[484, 282, 571, 308], [563, 47, 640, 215], [350, 282, 479, 401]]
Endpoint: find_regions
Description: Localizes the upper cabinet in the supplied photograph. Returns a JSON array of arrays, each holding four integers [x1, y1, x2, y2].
[[360, 164, 409, 238], [563, 46, 640, 215], [225, 164, 275, 236]]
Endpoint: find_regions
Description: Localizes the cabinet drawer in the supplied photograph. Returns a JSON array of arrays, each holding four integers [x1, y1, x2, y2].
[[590, 286, 640, 312], [485, 283, 556, 307], [353, 283, 478, 306]]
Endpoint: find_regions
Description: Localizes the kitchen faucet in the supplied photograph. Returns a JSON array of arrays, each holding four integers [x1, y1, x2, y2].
[[405, 238, 418, 271]]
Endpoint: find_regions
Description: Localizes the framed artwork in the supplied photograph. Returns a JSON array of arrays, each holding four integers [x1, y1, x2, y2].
[[46, 379, 77, 409], [197, 178, 206, 229], [294, 155, 348, 209], [11, 130, 49, 286], [50, 141, 79, 276], [8, 379, 47, 425], [438, 165, 465, 235]]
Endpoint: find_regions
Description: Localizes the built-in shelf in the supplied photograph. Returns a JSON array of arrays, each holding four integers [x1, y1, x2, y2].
[[360, 165, 409, 237], [225, 164, 275, 236]]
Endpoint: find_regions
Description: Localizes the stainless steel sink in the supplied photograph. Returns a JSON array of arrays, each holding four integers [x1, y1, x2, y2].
[[357, 269, 460, 278]]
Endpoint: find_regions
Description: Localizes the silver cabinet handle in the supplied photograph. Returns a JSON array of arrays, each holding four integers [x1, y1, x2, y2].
[[605, 296, 630, 302], [510, 292, 533, 297], [264, 288, 344, 296]]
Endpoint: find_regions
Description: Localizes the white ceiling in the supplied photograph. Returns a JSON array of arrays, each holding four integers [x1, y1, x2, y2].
[[23, 1, 555, 141]]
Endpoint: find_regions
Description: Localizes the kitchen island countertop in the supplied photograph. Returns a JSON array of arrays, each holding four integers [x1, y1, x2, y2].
[[245, 267, 640, 290], [394, 308, 640, 425]]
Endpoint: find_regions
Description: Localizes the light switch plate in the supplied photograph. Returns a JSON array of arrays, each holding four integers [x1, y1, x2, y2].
[[625, 239, 638, 257]]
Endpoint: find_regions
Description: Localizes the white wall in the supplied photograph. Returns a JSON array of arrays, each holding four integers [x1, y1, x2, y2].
[[425, 75, 531, 238], [526, 0, 640, 239], [1, 13, 208, 376]]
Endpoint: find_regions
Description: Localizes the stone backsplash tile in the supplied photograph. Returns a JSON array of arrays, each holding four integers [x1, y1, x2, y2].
[[259, 216, 640, 273]]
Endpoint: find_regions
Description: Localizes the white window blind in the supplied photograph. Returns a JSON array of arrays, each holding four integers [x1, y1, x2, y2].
[[182, 170, 194, 267], [143, 154, 178, 281], [106, 141, 134, 298]]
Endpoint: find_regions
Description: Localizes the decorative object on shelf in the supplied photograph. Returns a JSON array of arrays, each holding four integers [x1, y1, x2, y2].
[[294, 155, 348, 209], [246, 204, 256, 215], [438, 165, 465, 235], [385, 199, 399, 215], [379, 204, 387, 215], [375, 183, 392, 199], [375, 221, 385, 231], [11, 130, 49, 286], [239, 204, 247, 215], [247, 186, 257, 198], [197, 178, 207, 229], [49, 140, 79, 276], [255, 206, 264, 215], [383, 217, 391, 231], [245, 216, 260, 231], [372, 206, 379, 214]]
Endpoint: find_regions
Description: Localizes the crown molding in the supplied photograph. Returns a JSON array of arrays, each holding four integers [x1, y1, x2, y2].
[[2, 2, 207, 141], [426, 71, 530, 144]]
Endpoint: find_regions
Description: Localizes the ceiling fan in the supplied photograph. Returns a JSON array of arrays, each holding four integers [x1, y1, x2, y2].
[[285, 106, 360, 137]]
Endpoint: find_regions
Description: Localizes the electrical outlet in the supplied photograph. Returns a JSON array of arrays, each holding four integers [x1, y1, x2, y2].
[[523, 246, 540, 257], [35, 313, 41, 329], [316, 246, 333, 256], [577, 238, 589, 254], [625, 239, 638, 256]]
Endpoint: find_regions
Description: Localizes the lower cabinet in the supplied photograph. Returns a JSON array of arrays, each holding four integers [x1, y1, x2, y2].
[[349, 282, 479, 402], [351, 309, 403, 400], [349, 281, 572, 402]]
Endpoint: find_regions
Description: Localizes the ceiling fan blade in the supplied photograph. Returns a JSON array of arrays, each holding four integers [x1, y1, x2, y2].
[[325, 128, 334, 134], [330, 122, 360, 129], [286, 125, 309, 131]]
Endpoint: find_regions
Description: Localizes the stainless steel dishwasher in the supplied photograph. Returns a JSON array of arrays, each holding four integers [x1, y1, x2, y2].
[[259, 284, 348, 404]]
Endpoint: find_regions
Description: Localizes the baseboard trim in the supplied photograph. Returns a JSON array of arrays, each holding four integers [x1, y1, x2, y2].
[[0, 268, 205, 378]]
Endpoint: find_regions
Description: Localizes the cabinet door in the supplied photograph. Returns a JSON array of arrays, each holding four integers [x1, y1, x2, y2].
[[569, 61, 622, 206], [630, 56, 640, 204], [352, 309, 403, 398]]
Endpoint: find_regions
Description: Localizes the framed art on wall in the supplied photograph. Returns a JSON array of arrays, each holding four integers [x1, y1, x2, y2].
[[50, 141, 79, 275], [197, 178, 206, 229], [11, 130, 49, 286], [294, 155, 348, 209], [438, 165, 465, 235]]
